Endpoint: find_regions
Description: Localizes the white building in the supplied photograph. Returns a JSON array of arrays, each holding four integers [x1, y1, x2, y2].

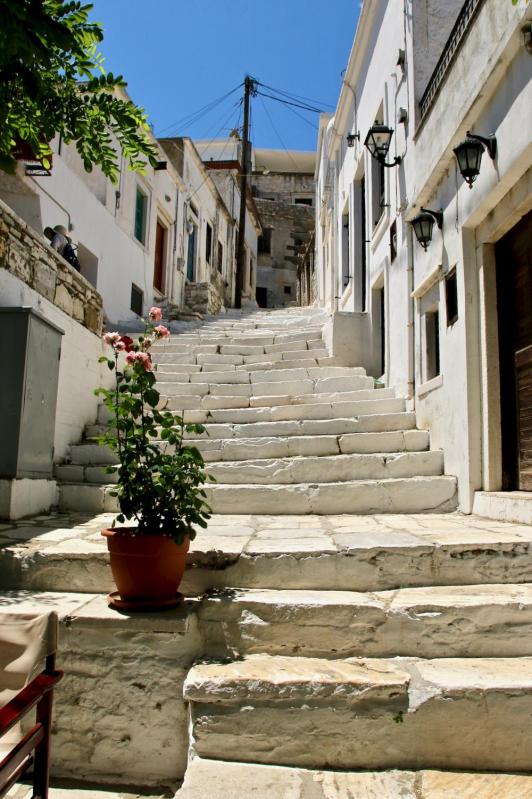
[[316, 0, 532, 517]]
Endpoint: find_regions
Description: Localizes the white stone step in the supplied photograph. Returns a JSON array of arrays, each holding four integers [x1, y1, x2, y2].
[[86, 411, 419, 441], [204, 452, 443, 483], [175, 758, 532, 799], [204, 476, 456, 514], [4, 512, 532, 596], [57, 475, 457, 515], [181, 397, 406, 424], [199, 583, 532, 658], [185, 654, 532, 771]]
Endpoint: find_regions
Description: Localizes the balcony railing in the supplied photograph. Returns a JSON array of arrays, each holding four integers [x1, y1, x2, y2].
[[418, 0, 487, 123]]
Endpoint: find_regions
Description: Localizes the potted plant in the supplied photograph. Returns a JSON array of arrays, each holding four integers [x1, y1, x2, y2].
[[96, 307, 211, 611]]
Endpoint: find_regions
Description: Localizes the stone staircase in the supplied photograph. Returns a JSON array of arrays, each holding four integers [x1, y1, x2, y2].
[[55, 307, 457, 515], [1, 306, 532, 798]]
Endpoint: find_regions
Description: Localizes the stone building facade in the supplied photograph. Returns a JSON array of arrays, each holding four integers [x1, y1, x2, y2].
[[252, 149, 316, 308], [315, 0, 532, 517]]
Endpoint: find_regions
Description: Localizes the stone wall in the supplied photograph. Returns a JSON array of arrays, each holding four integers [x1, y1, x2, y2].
[[0, 198, 102, 334], [185, 281, 224, 316]]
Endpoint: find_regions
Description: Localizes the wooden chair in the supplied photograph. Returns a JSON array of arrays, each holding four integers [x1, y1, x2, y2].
[[0, 611, 63, 799]]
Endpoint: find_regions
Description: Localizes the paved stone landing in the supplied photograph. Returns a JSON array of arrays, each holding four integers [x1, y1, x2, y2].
[[175, 759, 532, 799]]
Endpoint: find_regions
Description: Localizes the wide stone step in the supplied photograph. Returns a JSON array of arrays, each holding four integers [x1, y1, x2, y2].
[[57, 475, 456, 515], [158, 373, 374, 397], [86, 411, 419, 441], [3, 513, 531, 596], [197, 429, 429, 461], [204, 451, 444, 483], [185, 654, 532, 772], [199, 583, 532, 658], [151, 335, 324, 358], [175, 757, 532, 799], [181, 396, 407, 423]]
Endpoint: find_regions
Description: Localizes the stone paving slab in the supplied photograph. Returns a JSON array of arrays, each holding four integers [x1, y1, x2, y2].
[[1, 511, 532, 595], [174, 759, 532, 799]]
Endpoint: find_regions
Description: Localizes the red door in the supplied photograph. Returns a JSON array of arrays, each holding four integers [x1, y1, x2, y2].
[[154, 221, 166, 292]]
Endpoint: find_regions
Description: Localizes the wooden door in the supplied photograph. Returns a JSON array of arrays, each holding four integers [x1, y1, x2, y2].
[[496, 211, 532, 490], [187, 226, 196, 282], [153, 221, 166, 292]]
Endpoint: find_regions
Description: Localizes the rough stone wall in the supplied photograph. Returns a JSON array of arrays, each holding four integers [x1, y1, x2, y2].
[[0, 199, 102, 334], [185, 280, 224, 316], [253, 172, 315, 202], [255, 196, 314, 308]]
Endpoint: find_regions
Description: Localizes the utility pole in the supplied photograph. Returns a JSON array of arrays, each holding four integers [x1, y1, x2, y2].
[[234, 75, 256, 309]]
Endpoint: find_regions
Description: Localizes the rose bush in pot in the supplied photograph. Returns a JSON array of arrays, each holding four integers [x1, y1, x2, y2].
[[96, 307, 212, 610]]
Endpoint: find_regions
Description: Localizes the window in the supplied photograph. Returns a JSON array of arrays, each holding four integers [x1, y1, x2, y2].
[[353, 174, 367, 311], [341, 203, 350, 287], [205, 222, 213, 264], [425, 309, 441, 380], [258, 228, 272, 254], [217, 241, 224, 274], [284, 285, 292, 295], [390, 220, 397, 262], [294, 197, 313, 206], [131, 283, 143, 316], [445, 268, 458, 326], [371, 158, 385, 227], [134, 188, 148, 244]]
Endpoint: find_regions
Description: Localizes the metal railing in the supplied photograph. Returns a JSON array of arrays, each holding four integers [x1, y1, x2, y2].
[[419, 0, 487, 122]]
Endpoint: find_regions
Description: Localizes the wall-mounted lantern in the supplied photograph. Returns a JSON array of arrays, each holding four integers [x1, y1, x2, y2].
[[397, 49, 406, 69], [364, 123, 402, 167], [453, 131, 497, 188], [398, 107, 408, 125], [410, 208, 443, 250], [346, 132, 360, 148]]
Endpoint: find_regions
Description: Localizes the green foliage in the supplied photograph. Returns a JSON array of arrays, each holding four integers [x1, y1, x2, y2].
[[0, 0, 157, 180], [95, 321, 212, 544]]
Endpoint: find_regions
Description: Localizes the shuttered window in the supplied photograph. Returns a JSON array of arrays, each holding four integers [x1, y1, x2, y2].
[[134, 188, 148, 244]]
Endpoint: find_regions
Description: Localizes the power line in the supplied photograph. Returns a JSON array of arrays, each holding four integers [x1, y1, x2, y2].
[[258, 94, 302, 172], [257, 81, 335, 110], [256, 90, 323, 114], [278, 100, 319, 131], [156, 83, 243, 137]]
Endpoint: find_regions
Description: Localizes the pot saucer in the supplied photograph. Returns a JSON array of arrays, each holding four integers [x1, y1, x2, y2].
[[107, 591, 184, 612]]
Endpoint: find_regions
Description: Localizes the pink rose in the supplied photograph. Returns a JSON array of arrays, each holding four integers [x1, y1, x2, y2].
[[154, 325, 170, 339], [137, 352, 153, 371], [149, 307, 162, 322], [103, 331, 121, 346], [125, 352, 137, 366], [114, 341, 126, 351], [142, 337, 153, 350]]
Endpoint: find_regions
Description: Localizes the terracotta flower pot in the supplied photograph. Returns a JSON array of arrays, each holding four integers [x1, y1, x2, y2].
[[102, 528, 189, 611]]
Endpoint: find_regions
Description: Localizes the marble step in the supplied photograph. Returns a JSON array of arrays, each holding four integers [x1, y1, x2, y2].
[[199, 583, 532, 659], [185, 654, 532, 772], [151, 335, 324, 357], [180, 396, 407, 424], [72, 425, 427, 468], [204, 451, 444, 484], [3, 513, 531, 596], [162, 388, 395, 412], [57, 476, 457, 515], [157, 374, 374, 397], [89, 410, 418, 439], [175, 757, 532, 798], [155, 356, 332, 376], [153, 348, 329, 367], [197, 429, 429, 461], [58, 451, 443, 486], [155, 366, 370, 385], [202, 476, 457, 514]]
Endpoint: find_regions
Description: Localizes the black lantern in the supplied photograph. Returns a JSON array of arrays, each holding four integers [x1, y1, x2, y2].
[[453, 131, 497, 188], [346, 132, 360, 148], [410, 208, 443, 251], [364, 123, 401, 167]]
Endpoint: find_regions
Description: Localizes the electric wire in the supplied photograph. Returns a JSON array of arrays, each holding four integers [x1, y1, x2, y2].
[[257, 81, 335, 110], [256, 90, 323, 114], [156, 83, 243, 137], [258, 94, 302, 172]]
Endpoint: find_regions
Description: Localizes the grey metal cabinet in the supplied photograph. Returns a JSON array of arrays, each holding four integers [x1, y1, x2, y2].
[[0, 307, 63, 479]]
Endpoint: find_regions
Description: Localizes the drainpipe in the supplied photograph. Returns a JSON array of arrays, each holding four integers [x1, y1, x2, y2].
[[169, 185, 179, 305], [406, 222, 416, 401]]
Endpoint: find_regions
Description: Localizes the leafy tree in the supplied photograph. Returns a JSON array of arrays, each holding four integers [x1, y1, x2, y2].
[[0, 0, 158, 181]]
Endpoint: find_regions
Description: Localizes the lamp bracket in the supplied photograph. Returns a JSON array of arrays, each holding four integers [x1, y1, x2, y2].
[[420, 208, 443, 228], [378, 155, 402, 168], [466, 131, 497, 160]]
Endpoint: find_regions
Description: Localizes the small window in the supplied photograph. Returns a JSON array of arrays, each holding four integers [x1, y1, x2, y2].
[[390, 220, 397, 262], [258, 228, 272, 254], [189, 201, 198, 217], [134, 188, 148, 244], [445, 267, 458, 326], [284, 285, 292, 295], [217, 241, 224, 273], [205, 222, 213, 264], [131, 283, 143, 316], [425, 310, 440, 381], [294, 197, 313, 206]]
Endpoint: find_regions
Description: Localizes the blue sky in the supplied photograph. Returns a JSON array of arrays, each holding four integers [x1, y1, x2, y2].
[[89, 1, 359, 152]]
